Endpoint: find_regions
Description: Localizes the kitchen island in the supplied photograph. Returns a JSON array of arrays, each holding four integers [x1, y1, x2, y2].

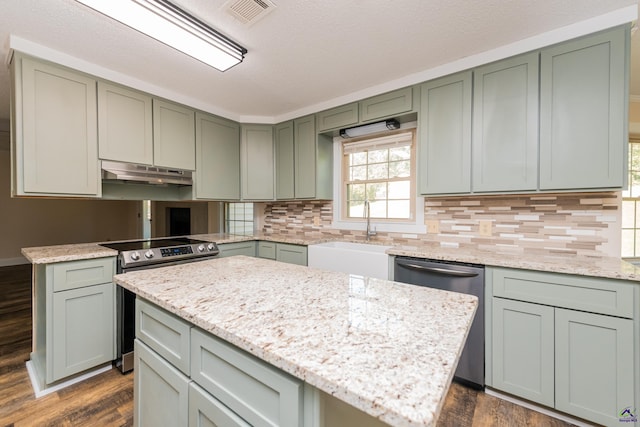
[[114, 256, 478, 427]]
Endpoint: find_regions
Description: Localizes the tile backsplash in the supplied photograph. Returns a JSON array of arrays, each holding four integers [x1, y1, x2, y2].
[[261, 192, 621, 257]]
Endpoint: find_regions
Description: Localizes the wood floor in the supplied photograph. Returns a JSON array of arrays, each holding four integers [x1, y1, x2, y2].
[[0, 264, 576, 427]]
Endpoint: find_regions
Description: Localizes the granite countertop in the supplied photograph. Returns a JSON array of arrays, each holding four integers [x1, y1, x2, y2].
[[21, 232, 640, 283], [114, 256, 477, 427]]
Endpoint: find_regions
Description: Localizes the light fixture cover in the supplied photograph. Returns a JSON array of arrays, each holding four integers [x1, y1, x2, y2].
[[340, 119, 400, 138], [76, 0, 247, 72]]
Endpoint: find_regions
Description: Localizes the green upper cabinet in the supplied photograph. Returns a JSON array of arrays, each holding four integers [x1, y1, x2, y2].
[[539, 26, 628, 191], [195, 112, 240, 200], [153, 99, 196, 171], [241, 124, 274, 200], [359, 87, 413, 123], [97, 82, 153, 166], [419, 71, 472, 195], [316, 103, 359, 132], [12, 54, 101, 197], [275, 121, 295, 200], [472, 53, 539, 192]]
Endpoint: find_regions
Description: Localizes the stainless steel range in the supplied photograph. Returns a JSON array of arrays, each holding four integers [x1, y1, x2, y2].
[[100, 237, 219, 373]]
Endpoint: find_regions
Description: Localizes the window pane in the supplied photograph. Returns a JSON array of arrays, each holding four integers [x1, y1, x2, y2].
[[388, 200, 411, 219], [388, 180, 411, 199], [368, 163, 388, 180], [390, 146, 410, 161], [348, 200, 365, 217], [622, 200, 636, 228], [350, 165, 367, 181], [348, 183, 365, 201], [366, 182, 387, 200], [368, 149, 388, 163], [350, 152, 367, 166], [389, 160, 410, 178], [369, 200, 387, 218], [621, 229, 636, 257]]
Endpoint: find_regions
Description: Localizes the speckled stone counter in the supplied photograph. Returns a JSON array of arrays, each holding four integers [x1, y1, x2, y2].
[[114, 256, 478, 427], [21, 243, 117, 264]]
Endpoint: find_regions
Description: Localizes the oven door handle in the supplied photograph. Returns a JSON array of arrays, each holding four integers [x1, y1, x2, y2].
[[395, 260, 479, 278]]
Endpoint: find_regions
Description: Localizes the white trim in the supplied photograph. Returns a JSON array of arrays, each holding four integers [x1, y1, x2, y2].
[[332, 123, 427, 235], [26, 361, 112, 399], [0, 256, 30, 267], [484, 388, 596, 427]]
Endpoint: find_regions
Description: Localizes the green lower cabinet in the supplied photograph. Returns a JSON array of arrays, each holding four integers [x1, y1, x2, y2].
[[492, 298, 554, 407], [134, 339, 190, 427], [217, 241, 256, 258], [189, 382, 250, 427], [555, 309, 635, 426], [257, 241, 276, 259], [275, 243, 307, 266]]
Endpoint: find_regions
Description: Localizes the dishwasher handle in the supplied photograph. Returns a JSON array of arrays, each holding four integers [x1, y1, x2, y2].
[[395, 259, 479, 278]]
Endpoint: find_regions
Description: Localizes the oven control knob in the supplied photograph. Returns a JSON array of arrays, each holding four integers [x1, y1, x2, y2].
[[207, 243, 215, 251], [198, 244, 205, 252], [130, 252, 140, 261], [144, 250, 154, 259]]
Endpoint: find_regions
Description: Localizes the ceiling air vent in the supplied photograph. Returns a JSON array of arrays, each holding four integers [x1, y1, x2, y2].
[[223, 0, 276, 26]]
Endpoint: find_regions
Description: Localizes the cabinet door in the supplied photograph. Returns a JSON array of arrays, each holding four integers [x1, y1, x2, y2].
[[419, 72, 472, 195], [555, 309, 636, 425], [275, 121, 295, 200], [276, 243, 307, 266], [18, 56, 100, 196], [153, 99, 196, 170], [98, 82, 153, 165], [294, 115, 316, 199], [189, 382, 250, 427], [540, 26, 627, 190], [50, 283, 114, 383], [316, 103, 358, 132], [492, 298, 554, 407], [359, 87, 413, 122], [195, 112, 240, 200], [241, 125, 274, 200], [472, 53, 539, 192], [257, 241, 276, 259], [134, 339, 190, 427]]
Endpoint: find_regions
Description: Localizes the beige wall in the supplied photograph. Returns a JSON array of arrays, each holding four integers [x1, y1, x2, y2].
[[0, 148, 141, 265], [631, 101, 640, 136]]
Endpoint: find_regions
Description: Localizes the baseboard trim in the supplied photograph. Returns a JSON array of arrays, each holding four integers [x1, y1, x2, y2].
[[0, 257, 30, 267], [26, 360, 112, 399], [485, 387, 596, 427]]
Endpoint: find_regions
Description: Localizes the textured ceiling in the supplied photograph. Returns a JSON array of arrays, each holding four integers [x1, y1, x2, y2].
[[0, 0, 638, 123]]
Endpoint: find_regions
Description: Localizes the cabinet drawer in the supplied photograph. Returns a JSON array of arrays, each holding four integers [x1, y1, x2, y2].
[[218, 241, 256, 258], [491, 267, 635, 318], [191, 328, 303, 427], [276, 243, 307, 266], [52, 257, 114, 292], [257, 241, 276, 259], [189, 382, 250, 427], [136, 298, 191, 375], [359, 87, 413, 122], [316, 103, 359, 132]]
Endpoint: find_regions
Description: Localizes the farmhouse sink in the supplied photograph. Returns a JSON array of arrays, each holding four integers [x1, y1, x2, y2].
[[307, 241, 393, 280]]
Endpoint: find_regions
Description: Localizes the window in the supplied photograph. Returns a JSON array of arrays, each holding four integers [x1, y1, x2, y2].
[[225, 202, 254, 235], [342, 131, 415, 221], [622, 138, 640, 257]]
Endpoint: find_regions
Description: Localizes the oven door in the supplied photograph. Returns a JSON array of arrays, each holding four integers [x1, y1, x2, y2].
[[116, 256, 217, 373]]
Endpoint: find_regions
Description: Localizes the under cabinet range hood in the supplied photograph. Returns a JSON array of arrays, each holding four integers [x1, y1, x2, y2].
[[101, 160, 193, 186]]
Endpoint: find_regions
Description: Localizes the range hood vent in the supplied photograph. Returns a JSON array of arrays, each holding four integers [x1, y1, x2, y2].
[[101, 160, 193, 186]]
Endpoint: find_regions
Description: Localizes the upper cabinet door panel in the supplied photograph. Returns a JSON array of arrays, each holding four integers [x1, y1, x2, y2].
[[539, 26, 628, 190], [19, 56, 100, 196], [153, 99, 196, 171], [472, 53, 539, 192], [98, 82, 153, 165], [241, 125, 274, 200], [419, 72, 472, 195], [316, 103, 359, 132], [360, 87, 413, 123], [195, 112, 240, 200], [275, 121, 294, 200], [294, 115, 316, 199]]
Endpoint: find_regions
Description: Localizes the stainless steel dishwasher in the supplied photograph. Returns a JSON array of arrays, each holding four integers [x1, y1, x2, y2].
[[394, 257, 484, 388]]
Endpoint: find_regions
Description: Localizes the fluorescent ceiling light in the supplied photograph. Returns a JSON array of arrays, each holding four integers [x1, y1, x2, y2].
[[76, 0, 247, 72], [340, 119, 400, 138]]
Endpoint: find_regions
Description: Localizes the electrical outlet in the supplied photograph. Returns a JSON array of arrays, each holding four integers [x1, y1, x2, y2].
[[313, 216, 321, 226], [426, 220, 439, 234], [479, 220, 492, 236]]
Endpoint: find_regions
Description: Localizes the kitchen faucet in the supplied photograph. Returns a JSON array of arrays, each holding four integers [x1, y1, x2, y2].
[[364, 199, 377, 241]]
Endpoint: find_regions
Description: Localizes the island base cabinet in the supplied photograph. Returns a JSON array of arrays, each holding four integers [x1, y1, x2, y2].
[[189, 383, 251, 427], [50, 283, 114, 383], [134, 339, 190, 427], [491, 298, 554, 407], [555, 309, 635, 426]]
